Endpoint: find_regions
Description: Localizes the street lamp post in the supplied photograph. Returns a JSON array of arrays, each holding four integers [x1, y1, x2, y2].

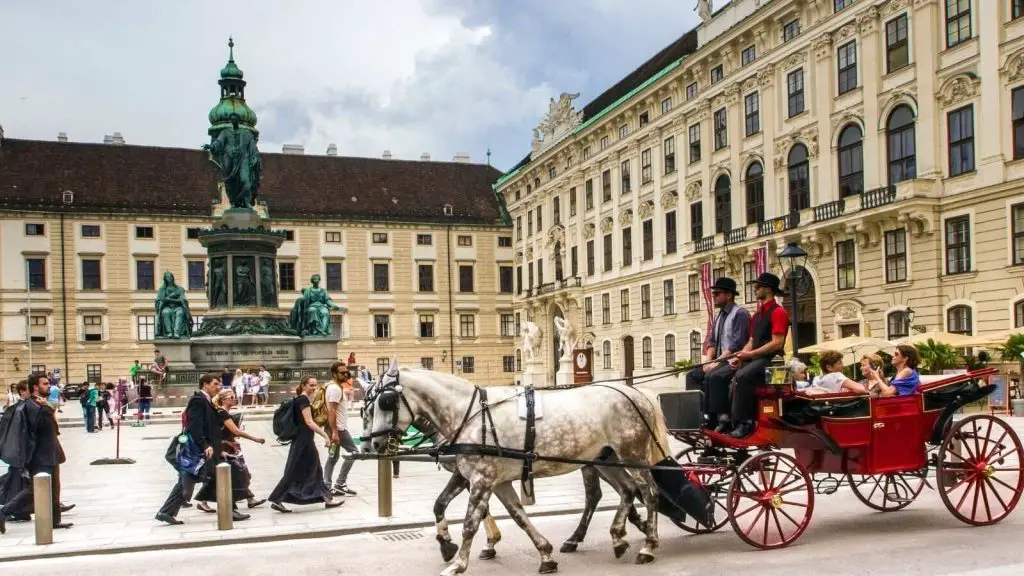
[[778, 242, 808, 357]]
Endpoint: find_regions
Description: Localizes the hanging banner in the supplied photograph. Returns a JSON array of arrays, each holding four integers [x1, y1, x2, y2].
[[754, 242, 768, 276]]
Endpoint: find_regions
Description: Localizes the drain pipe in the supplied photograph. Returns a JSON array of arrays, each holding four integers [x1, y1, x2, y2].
[[60, 212, 70, 381], [446, 224, 455, 373]]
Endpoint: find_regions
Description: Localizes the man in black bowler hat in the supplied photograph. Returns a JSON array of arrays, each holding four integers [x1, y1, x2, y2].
[[685, 277, 750, 431], [724, 272, 790, 438]]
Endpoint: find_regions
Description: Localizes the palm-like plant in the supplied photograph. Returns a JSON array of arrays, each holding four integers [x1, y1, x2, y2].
[[994, 333, 1024, 377], [914, 339, 962, 375]]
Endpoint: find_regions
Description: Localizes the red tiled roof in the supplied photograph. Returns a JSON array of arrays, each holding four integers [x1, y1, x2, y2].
[[0, 139, 506, 224]]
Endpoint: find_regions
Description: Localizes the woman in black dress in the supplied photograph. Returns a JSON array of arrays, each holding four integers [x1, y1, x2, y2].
[[269, 376, 343, 512], [194, 389, 267, 517]]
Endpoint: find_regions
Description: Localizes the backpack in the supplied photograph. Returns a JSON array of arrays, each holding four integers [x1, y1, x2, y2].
[[80, 391, 89, 407], [310, 384, 330, 428], [273, 398, 299, 442]]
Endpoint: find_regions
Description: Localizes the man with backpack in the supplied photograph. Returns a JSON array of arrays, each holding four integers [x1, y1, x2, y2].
[[321, 361, 358, 496]]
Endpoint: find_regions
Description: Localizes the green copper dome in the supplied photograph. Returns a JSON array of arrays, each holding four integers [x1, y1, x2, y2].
[[208, 37, 258, 136]]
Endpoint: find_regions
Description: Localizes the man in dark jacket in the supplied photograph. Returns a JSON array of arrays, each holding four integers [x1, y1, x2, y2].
[[155, 373, 223, 525], [0, 374, 69, 534]]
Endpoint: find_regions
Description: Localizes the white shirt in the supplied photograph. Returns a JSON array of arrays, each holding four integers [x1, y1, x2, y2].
[[325, 382, 347, 431], [814, 372, 848, 393], [258, 370, 271, 390]]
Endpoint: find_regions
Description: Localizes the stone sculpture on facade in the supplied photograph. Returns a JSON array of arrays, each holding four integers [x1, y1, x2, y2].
[[696, 0, 713, 23], [208, 258, 228, 309], [259, 257, 277, 307], [233, 258, 255, 306], [521, 321, 541, 363], [155, 272, 193, 339], [203, 113, 262, 209], [553, 316, 577, 361], [288, 275, 341, 337], [531, 93, 583, 153]]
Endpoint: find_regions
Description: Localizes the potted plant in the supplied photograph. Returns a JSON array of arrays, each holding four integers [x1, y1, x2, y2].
[[914, 339, 962, 375]]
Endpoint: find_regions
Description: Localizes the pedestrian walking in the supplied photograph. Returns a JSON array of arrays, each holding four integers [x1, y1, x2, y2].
[[155, 373, 222, 526], [137, 379, 153, 421], [83, 382, 98, 433], [194, 389, 266, 518], [96, 384, 114, 430], [268, 376, 343, 513], [258, 366, 271, 406], [323, 362, 358, 496]]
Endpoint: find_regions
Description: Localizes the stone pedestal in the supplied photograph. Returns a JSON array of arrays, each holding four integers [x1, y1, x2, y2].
[[301, 337, 343, 368], [555, 357, 574, 387], [520, 360, 545, 388], [154, 340, 196, 370]]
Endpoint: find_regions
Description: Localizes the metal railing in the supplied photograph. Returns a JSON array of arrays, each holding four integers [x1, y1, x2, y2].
[[758, 212, 800, 237], [860, 185, 897, 209], [724, 227, 747, 246], [695, 236, 716, 253], [813, 199, 846, 222]]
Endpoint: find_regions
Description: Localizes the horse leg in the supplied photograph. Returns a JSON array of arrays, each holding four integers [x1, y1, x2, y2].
[[434, 472, 468, 563], [599, 467, 637, 560], [479, 515, 501, 560], [440, 482, 492, 576], [560, 466, 603, 553], [632, 469, 660, 565], [492, 482, 557, 574], [596, 467, 648, 534]]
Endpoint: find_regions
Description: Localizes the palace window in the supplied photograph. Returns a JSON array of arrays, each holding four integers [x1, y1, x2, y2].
[[87, 364, 102, 384], [688, 275, 701, 312], [688, 124, 701, 163], [642, 337, 653, 368], [188, 261, 206, 291], [373, 263, 389, 292], [886, 15, 909, 72], [30, 315, 48, 343], [502, 355, 515, 373], [947, 305, 972, 335], [325, 231, 342, 243], [837, 40, 858, 95], [621, 289, 631, 322], [136, 315, 155, 341], [885, 229, 908, 283], [418, 314, 434, 338], [948, 105, 975, 176], [641, 149, 652, 184], [710, 65, 724, 85], [136, 260, 154, 291], [602, 170, 612, 202], [622, 228, 632, 267], [713, 108, 728, 150], [741, 45, 756, 66], [83, 315, 103, 342], [603, 233, 613, 272], [835, 0, 855, 11], [418, 264, 433, 292], [690, 202, 703, 242], [500, 266, 513, 293], [586, 240, 595, 276], [744, 92, 760, 136], [27, 258, 46, 290], [1015, 300, 1024, 328], [665, 211, 677, 254], [836, 240, 856, 290], [372, 232, 388, 244], [457, 235, 473, 247], [25, 223, 45, 236], [83, 259, 102, 291], [689, 331, 702, 363], [788, 145, 810, 212], [459, 314, 475, 338], [584, 297, 593, 327], [887, 105, 917, 185], [642, 220, 654, 262], [746, 162, 764, 224], [663, 279, 675, 315], [602, 341, 612, 370], [744, 262, 757, 303], [498, 236, 512, 248], [325, 262, 343, 291], [602, 294, 611, 325], [135, 226, 154, 239], [416, 233, 432, 245], [1012, 204, 1024, 265], [946, 0, 972, 48], [787, 69, 805, 117], [585, 179, 594, 210], [82, 224, 101, 238], [621, 160, 632, 194], [714, 175, 732, 234], [459, 265, 474, 293], [838, 125, 864, 197], [888, 310, 910, 340], [500, 314, 515, 337], [686, 82, 698, 101], [783, 19, 800, 42], [662, 97, 672, 114], [569, 187, 577, 216], [374, 315, 391, 339], [664, 137, 676, 174], [665, 335, 676, 366], [422, 357, 435, 370], [279, 262, 295, 291], [377, 358, 390, 376], [945, 215, 971, 274]]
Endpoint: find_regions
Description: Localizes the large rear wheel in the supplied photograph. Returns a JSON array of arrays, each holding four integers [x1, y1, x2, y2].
[[727, 451, 814, 549], [669, 447, 732, 534], [937, 415, 1024, 526], [846, 470, 926, 512]]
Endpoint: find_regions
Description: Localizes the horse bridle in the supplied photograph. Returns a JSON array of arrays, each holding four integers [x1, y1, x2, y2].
[[362, 372, 415, 441]]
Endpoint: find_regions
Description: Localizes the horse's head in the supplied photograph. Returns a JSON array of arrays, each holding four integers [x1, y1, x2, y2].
[[366, 359, 414, 453]]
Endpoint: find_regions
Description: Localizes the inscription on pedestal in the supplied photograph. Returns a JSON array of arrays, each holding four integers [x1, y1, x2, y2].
[[201, 345, 297, 364]]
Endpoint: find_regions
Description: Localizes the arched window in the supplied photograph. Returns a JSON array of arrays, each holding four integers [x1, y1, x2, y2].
[[602, 340, 612, 370], [515, 349, 522, 372], [714, 175, 732, 234], [887, 105, 916, 186], [787, 144, 810, 212], [837, 125, 864, 198], [642, 336, 653, 368], [947, 305, 973, 335], [887, 310, 909, 340], [664, 334, 676, 367], [689, 331, 702, 363], [1015, 300, 1024, 328], [745, 162, 764, 225]]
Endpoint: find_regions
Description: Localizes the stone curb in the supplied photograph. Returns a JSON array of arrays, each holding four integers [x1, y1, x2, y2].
[[0, 504, 619, 563]]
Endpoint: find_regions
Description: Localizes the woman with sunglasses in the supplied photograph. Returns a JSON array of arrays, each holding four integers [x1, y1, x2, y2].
[[865, 344, 921, 397], [194, 389, 267, 517]]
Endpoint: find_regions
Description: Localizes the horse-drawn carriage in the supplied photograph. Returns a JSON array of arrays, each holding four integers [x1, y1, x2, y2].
[[657, 366, 1024, 549]]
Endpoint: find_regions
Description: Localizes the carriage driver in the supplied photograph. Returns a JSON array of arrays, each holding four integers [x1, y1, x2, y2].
[[685, 277, 750, 430], [718, 272, 791, 439]]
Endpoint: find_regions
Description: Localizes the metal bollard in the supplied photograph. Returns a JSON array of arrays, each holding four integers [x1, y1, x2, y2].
[[377, 458, 393, 518], [216, 463, 233, 531], [33, 472, 53, 545]]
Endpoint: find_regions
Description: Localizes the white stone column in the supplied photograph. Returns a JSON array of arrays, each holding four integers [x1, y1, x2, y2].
[[977, 0, 1005, 186], [912, 0, 940, 180], [813, 33, 835, 205], [758, 64, 778, 220], [858, 7, 882, 190]]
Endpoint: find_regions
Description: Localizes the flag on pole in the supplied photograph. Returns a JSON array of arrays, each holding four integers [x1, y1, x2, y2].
[[701, 261, 713, 350]]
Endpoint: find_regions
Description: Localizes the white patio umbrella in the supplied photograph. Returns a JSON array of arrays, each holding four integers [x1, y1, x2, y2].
[[957, 329, 1024, 349], [895, 331, 977, 347], [800, 336, 896, 365]]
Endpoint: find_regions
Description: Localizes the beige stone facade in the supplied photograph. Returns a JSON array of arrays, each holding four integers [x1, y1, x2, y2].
[[0, 214, 517, 385], [498, 0, 1024, 384]]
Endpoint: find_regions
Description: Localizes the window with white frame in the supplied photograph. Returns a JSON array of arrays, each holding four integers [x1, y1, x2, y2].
[[664, 334, 676, 367], [947, 305, 972, 335], [83, 315, 103, 342], [888, 310, 910, 340], [602, 341, 612, 370], [459, 314, 476, 338], [137, 315, 155, 341], [500, 313, 515, 337], [642, 337, 653, 368], [663, 279, 675, 315]]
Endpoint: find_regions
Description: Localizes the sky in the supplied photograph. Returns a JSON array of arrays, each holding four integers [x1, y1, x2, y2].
[[0, 0, 701, 171]]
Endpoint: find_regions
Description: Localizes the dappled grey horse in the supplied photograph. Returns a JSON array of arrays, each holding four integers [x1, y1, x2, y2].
[[367, 362, 670, 575], [359, 402, 648, 563]]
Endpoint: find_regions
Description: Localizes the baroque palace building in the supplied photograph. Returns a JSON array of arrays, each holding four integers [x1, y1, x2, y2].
[[0, 43, 516, 388], [498, 0, 1024, 384]]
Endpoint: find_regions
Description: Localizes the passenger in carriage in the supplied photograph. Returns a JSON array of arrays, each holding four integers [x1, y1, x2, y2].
[[719, 273, 791, 439], [803, 351, 868, 395], [865, 344, 921, 397], [685, 277, 750, 429]]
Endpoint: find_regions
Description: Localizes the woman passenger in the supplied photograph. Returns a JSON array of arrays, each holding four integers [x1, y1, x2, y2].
[[805, 350, 869, 395], [867, 344, 921, 397]]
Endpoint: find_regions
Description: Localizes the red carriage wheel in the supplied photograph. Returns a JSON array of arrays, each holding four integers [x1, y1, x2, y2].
[[846, 470, 926, 512], [727, 451, 814, 549], [669, 447, 732, 534], [937, 414, 1024, 526]]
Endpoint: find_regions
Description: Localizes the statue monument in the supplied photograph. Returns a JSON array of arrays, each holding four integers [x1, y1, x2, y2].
[[154, 38, 341, 375], [155, 272, 193, 339], [553, 316, 578, 386], [289, 275, 342, 337], [519, 320, 544, 388]]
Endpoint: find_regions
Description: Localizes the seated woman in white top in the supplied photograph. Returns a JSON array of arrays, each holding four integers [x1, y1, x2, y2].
[[804, 350, 869, 395]]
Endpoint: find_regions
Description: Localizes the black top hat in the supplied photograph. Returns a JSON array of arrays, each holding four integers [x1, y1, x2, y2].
[[709, 277, 739, 296], [754, 272, 787, 296]]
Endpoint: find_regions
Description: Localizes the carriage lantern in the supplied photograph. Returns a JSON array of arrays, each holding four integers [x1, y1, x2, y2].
[[778, 242, 808, 354]]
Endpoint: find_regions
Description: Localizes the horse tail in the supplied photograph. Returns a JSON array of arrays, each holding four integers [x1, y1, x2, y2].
[[638, 388, 671, 466]]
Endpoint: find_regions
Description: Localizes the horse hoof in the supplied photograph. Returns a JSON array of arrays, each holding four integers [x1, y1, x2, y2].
[[636, 552, 655, 565], [559, 541, 579, 553], [613, 542, 630, 559], [539, 560, 559, 574], [439, 540, 459, 563], [479, 549, 497, 561]]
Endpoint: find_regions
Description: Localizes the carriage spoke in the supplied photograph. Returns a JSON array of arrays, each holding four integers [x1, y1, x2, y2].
[[981, 429, 1009, 462], [743, 506, 767, 535], [729, 452, 813, 550], [939, 416, 1024, 526], [769, 507, 787, 544], [986, 473, 1020, 493], [775, 505, 803, 528], [979, 474, 993, 523], [779, 500, 808, 508], [981, 476, 1009, 515]]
